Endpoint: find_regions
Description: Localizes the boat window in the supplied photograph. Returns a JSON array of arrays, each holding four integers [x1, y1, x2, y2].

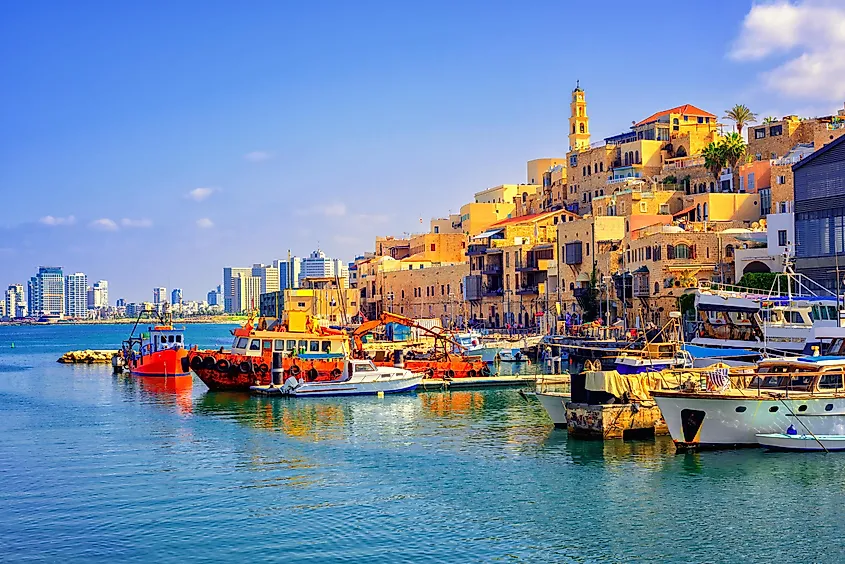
[[309, 341, 320, 352], [249, 339, 261, 351], [175, 335, 181, 343], [750, 372, 814, 390], [354, 363, 377, 372], [735, 406, 746, 413], [263, 340, 272, 351], [298, 340, 307, 352], [826, 404, 834, 411], [819, 306, 829, 321], [287, 340, 297, 351], [769, 406, 778, 412], [810, 306, 818, 320], [236, 337, 248, 349], [322, 341, 332, 352], [274, 340, 285, 351], [819, 373, 843, 389], [829, 306, 838, 320], [798, 405, 808, 412], [168, 335, 175, 343]]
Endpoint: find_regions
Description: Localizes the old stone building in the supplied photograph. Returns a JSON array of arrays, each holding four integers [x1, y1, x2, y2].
[[381, 262, 469, 325]]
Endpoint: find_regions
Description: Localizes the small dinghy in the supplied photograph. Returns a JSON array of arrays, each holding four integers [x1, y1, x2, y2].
[[757, 431, 845, 452]]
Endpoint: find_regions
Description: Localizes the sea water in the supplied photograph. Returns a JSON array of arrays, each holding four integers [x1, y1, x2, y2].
[[1, 324, 844, 563]]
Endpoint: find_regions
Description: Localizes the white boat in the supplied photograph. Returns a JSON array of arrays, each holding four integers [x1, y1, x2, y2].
[[452, 332, 529, 363], [756, 432, 845, 451], [277, 359, 422, 397], [652, 356, 845, 449], [533, 375, 571, 427]]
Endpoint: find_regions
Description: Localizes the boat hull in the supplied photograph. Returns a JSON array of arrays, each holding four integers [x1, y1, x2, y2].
[[652, 392, 845, 449], [129, 348, 190, 378], [535, 392, 570, 427], [756, 433, 845, 451], [287, 375, 422, 397]]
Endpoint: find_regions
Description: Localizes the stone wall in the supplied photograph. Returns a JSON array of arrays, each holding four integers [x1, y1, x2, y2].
[[382, 263, 469, 323]]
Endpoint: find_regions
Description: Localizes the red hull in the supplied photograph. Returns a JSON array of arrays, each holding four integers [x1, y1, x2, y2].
[[129, 348, 191, 378]]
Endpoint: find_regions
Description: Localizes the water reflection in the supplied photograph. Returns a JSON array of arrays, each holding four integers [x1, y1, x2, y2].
[[113, 373, 194, 415]]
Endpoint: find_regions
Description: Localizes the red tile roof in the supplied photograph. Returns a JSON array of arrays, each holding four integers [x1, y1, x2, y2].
[[634, 104, 716, 127], [491, 209, 578, 227]]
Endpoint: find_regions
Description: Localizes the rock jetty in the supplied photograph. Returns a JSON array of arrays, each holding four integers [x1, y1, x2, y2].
[[57, 350, 119, 364]]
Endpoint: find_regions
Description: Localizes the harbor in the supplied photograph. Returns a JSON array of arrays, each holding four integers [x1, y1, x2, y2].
[[3, 321, 845, 563]]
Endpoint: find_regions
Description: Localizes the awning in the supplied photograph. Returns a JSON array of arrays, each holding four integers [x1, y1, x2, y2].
[[673, 204, 696, 217], [472, 228, 504, 240]]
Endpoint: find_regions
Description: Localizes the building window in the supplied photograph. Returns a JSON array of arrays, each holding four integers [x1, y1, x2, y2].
[[755, 128, 766, 139], [430, 244, 436, 251], [725, 244, 734, 258], [600, 162, 604, 172], [639, 201, 648, 213], [434, 226, 439, 233], [748, 172, 755, 192], [659, 204, 669, 214], [703, 202, 708, 221], [697, 117, 704, 123], [580, 123, 585, 134], [778, 229, 788, 246], [777, 175, 786, 185], [760, 188, 772, 215], [769, 125, 783, 136], [586, 243, 590, 256]]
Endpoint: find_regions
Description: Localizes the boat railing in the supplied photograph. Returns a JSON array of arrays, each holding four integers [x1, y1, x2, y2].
[[660, 365, 845, 398]]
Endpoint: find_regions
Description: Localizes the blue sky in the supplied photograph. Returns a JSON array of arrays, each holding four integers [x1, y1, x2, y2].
[[2, 0, 843, 302]]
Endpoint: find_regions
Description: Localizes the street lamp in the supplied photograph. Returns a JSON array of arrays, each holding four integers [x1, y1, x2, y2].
[[386, 291, 394, 313], [602, 275, 612, 326]]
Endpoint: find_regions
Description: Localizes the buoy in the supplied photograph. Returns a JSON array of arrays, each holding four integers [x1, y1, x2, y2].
[[377, 391, 385, 398], [10, 343, 14, 348]]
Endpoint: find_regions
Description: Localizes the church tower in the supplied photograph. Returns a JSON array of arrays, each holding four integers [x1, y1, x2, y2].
[[568, 82, 590, 152]]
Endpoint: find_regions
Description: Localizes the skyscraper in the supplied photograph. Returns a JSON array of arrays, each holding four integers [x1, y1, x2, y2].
[[64, 272, 88, 319], [28, 276, 39, 317], [153, 287, 167, 304], [233, 274, 261, 313], [171, 288, 183, 305], [251, 264, 280, 294], [223, 267, 252, 313], [87, 280, 108, 309], [207, 286, 222, 306], [273, 259, 296, 289], [35, 266, 64, 317], [298, 249, 348, 286], [4, 284, 25, 320]]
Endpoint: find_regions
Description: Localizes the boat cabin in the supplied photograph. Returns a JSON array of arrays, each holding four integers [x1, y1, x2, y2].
[[230, 331, 349, 359], [747, 358, 845, 393], [143, 325, 185, 354]]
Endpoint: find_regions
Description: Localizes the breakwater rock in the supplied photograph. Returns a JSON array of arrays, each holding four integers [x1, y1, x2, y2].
[[57, 350, 119, 364]]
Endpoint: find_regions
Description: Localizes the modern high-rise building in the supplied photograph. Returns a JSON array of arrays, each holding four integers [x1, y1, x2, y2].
[[297, 249, 348, 286], [87, 280, 108, 309], [223, 267, 252, 313], [233, 274, 261, 314], [34, 266, 64, 317], [171, 288, 183, 305], [251, 264, 280, 294], [28, 277, 39, 317], [4, 284, 25, 319], [273, 259, 297, 289], [64, 272, 88, 319], [207, 285, 222, 306], [116, 298, 126, 308], [153, 287, 167, 304]]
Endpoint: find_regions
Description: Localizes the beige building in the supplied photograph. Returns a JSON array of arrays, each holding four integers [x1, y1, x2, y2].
[[233, 274, 261, 314], [407, 232, 467, 263], [430, 214, 462, 235], [457, 201, 515, 237], [527, 158, 565, 185], [282, 277, 358, 324], [382, 263, 469, 325], [474, 183, 540, 205]]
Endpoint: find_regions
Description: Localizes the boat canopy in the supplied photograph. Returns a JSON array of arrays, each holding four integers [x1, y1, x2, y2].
[[695, 293, 760, 313], [682, 344, 760, 359]]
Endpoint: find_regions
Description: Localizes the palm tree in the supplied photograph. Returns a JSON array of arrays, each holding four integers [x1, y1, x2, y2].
[[724, 104, 758, 136], [762, 116, 778, 124], [702, 141, 726, 192], [721, 132, 747, 192]]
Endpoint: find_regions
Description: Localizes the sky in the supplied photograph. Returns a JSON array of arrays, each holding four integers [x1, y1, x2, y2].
[[1, 0, 844, 302]]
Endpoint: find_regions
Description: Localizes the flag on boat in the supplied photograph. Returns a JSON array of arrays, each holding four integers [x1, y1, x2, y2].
[[706, 367, 730, 391]]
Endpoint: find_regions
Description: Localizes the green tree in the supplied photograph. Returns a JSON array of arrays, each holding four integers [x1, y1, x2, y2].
[[721, 132, 747, 193], [724, 104, 758, 136], [702, 141, 726, 192], [737, 272, 791, 293], [762, 116, 778, 124]]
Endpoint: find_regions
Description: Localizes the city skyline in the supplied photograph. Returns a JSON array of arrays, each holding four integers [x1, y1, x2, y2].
[[2, 1, 843, 300]]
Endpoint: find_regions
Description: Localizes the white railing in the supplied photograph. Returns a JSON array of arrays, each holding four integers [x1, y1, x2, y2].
[[663, 156, 705, 171]]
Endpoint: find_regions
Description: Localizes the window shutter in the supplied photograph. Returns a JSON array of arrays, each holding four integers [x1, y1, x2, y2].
[[667, 245, 675, 259]]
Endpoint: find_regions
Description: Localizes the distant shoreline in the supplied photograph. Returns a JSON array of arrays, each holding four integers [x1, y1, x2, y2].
[[0, 317, 245, 326]]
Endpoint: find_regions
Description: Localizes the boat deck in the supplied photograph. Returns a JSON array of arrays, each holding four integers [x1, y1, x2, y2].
[[248, 374, 537, 395]]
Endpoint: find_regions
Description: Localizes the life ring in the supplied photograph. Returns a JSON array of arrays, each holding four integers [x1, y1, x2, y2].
[[190, 356, 204, 370], [216, 359, 230, 372], [480, 366, 491, 377], [202, 356, 217, 369], [445, 369, 455, 380], [257, 363, 269, 374], [467, 369, 477, 378], [289, 365, 301, 377], [239, 361, 252, 374], [425, 368, 435, 378], [331, 368, 342, 379], [307, 367, 319, 381]]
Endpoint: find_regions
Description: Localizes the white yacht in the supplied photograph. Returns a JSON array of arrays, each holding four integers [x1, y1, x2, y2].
[[274, 359, 422, 397], [652, 356, 845, 449]]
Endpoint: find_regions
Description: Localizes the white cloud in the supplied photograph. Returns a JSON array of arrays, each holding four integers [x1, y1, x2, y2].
[[187, 187, 216, 202], [196, 218, 214, 228], [39, 215, 75, 226], [89, 218, 118, 231], [731, 1, 845, 101], [120, 218, 153, 228], [296, 202, 347, 218], [244, 150, 272, 162]]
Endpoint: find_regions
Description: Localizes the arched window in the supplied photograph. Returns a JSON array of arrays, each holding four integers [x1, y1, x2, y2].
[[672, 118, 679, 125], [726, 244, 734, 258], [569, 282, 575, 291], [578, 107, 583, 117], [593, 163, 598, 174], [696, 204, 701, 221], [582, 166, 586, 176], [654, 282, 660, 294], [572, 124, 576, 134], [599, 162, 604, 172], [624, 153, 629, 166], [522, 192, 527, 202], [709, 182, 715, 193], [675, 244, 692, 259], [635, 150, 639, 164], [580, 123, 585, 134], [703, 202, 708, 221]]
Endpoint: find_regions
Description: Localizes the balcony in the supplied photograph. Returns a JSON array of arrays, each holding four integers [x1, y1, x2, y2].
[[482, 287, 503, 298], [515, 261, 539, 272], [467, 244, 488, 256], [663, 156, 705, 171], [481, 265, 503, 275], [515, 286, 539, 295]]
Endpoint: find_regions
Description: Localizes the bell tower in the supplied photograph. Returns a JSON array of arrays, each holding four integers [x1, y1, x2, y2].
[[568, 81, 590, 152]]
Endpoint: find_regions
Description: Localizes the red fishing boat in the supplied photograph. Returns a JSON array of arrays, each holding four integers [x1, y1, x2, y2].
[[115, 310, 190, 378]]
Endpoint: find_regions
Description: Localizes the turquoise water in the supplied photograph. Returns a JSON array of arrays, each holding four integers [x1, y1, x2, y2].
[[1, 324, 845, 563]]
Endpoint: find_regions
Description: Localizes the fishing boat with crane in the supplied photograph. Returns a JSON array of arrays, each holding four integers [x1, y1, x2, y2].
[[114, 306, 190, 378]]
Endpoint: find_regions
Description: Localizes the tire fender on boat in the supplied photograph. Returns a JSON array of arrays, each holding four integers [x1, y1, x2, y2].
[[239, 362, 252, 374], [289, 365, 301, 377], [467, 369, 477, 378], [203, 356, 217, 369], [331, 368, 342, 379], [190, 356, 204, 370], [257, 363, 269, 374], [480, 366, 491, 377], [216, 359, 230, 372], [425, 368, 435, 378], [445, 369, 455, 380]]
